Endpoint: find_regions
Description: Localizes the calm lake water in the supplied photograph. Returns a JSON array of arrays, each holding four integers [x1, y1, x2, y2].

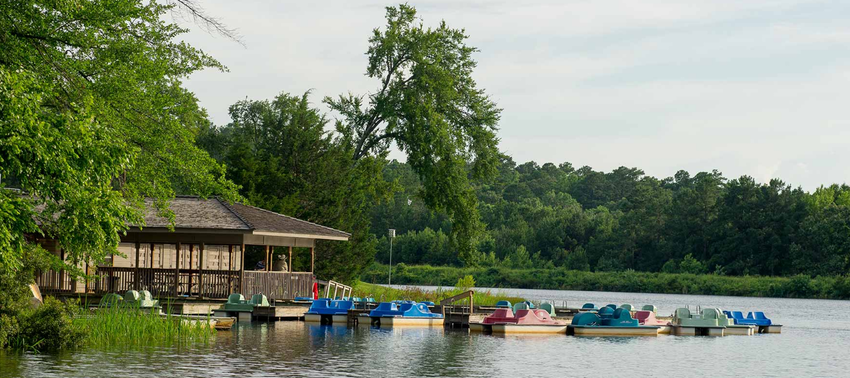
[[2, 287, 848, 377]]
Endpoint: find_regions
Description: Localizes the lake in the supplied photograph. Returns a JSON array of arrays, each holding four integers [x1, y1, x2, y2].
[[2, 287, 848, 377]]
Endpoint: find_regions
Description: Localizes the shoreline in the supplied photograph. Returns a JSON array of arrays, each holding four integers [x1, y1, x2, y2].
[[361, 264, 850, 300]]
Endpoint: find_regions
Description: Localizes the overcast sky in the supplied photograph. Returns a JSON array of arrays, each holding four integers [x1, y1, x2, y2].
[[180, 0, 850, 191]]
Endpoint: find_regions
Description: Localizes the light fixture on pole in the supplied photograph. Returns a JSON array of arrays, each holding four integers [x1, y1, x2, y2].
[[388, 229, 396, 286]]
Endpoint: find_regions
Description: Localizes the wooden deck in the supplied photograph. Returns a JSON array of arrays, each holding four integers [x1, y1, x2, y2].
[[252, 305, 312, 320]]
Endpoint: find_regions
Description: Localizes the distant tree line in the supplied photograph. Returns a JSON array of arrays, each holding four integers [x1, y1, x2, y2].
[[371, 160, 850, 278]]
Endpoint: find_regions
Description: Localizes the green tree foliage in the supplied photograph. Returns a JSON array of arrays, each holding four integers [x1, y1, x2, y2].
[[1, 0, 240, 350], [371, 160, 850, 279], [198, 92, 393, 281], [665, 170, 725, 263], [0, 0, 238, 275], [325, 4, 501, 265], [454, 275, 475, 291], [792, 185, 850, 276], [711, 177, 807, 276], [361, 263, 850, 300]]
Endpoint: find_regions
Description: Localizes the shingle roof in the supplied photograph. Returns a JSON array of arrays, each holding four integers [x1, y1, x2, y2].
[[139, 196, 350, 240], [227, 202, 351, 239], [142, 197, 249, 230]]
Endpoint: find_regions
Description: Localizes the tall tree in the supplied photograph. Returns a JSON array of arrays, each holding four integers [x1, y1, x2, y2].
[[325, 4, 501, 264], [666, 170, 725, 263], [0, 0, 238, 275], [198, 92, 393, 281], [712, 177, 807, 275]]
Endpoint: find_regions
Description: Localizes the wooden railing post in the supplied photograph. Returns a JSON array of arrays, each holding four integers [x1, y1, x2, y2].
[[198, 242, 205, 298], [107, 268, 114, 293], [134, 242, 140, 290]]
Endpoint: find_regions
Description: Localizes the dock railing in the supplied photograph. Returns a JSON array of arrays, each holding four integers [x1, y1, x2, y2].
[[324, 280, 352, 299], [439, 290, 474, 316]]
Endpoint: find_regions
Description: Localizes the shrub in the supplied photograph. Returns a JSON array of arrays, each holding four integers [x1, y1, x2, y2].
[[13, 297, 86, 351], [455, 275, 475, 292], [679, 254, 707, 274]]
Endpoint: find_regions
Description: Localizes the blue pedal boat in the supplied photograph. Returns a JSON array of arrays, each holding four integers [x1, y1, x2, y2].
[[723, 310, 782, 333], [304, 298, 354, 324], [364, 302, 444, 327]]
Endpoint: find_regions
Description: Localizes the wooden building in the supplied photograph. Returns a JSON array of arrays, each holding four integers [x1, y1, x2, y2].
[[36, 196, 350, 300]]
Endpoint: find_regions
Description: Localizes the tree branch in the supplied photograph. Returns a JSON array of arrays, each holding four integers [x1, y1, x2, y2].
[[353, 55, 408, 160], [355, 132, 403, 161], [169, 0, 245, 47]]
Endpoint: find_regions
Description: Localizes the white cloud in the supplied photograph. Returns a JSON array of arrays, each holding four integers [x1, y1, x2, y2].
[[180, 0, 850, 190]]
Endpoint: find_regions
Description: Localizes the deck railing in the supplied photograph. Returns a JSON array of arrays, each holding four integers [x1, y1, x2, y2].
[[36, 267, 241, 299], [90, 267, 241, 298], [242, 271, 314, 301], [36, 268, 310, 300], [35, 269, 74, 294]]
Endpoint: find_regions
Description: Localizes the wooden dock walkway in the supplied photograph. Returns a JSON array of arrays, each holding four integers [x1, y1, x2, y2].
[[253, 305, 311, 321]]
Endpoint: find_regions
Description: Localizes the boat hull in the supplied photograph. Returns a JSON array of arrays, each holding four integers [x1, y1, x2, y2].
[[725, 325, 756, 336], [469, 322, 492, 333], [672, 325, 725, 336], [758, 325, 782, 334], [569, 326, 658, 337], [368, 316, 444, 327], [492, 324, 568, 334], [304, 313, 348, 324]]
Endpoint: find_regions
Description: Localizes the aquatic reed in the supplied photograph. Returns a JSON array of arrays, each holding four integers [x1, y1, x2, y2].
[[75, 304, 215, 347]]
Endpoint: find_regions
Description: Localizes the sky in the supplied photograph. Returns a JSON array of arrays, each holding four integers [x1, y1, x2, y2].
[[180, 0, 850, 191]]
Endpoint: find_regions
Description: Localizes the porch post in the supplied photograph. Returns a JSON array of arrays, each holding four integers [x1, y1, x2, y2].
[[189, 244, 194, 296], [264, 245, 270, 271], [174, 242, 181, 297], [70, 252, 77, 293], [150, 243, 155, 269], [198, 242, 205, 298], [60, 248, 66, 292], [134, 242, 140, 290], [240, 243, 246, 295], [228, 244, 233, 270], [310, 247, 314, 273], [288, 246, 292, 273]]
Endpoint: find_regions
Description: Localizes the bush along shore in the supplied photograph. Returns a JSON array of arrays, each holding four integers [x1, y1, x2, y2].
[[360, 263, 850, 300]]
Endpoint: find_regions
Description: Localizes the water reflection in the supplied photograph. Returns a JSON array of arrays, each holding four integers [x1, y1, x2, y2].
[[4, 290, 850, 377]]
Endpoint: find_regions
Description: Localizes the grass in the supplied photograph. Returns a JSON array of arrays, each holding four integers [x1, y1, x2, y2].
[[352, 280, 525, 306]]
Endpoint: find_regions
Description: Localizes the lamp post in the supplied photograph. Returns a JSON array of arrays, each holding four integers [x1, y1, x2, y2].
[[388, 229, 395, 286]]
